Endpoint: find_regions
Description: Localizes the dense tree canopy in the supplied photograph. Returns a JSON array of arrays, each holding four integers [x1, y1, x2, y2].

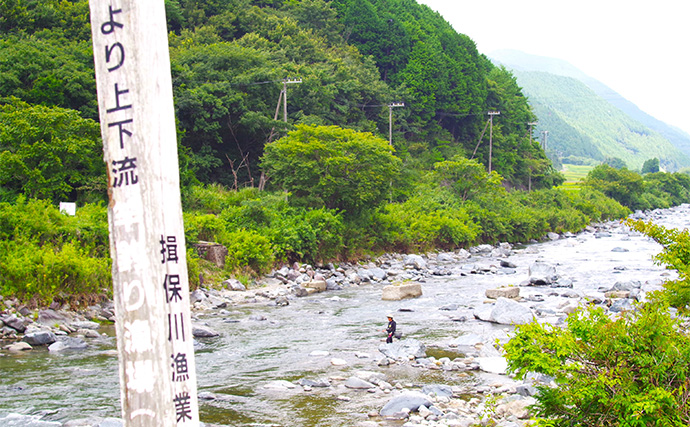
[[261, 124, 401, 215], [0, 97, 104, 204], [0, 0, 565, 193]]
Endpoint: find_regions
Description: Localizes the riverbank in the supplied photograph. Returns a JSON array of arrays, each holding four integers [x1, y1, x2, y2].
[[1, 205, 688, 426]]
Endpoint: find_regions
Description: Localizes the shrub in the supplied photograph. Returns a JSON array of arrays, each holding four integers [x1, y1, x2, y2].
[[571, 188, 630, 221], [504, 303, 690, 427], [183, 212, 227, 243], [375, 195, 479, 251], [0, 239, 111, 303], [221, 229, 275, 275], [269, 207, 344, 262], [626, 219, 690, 312]]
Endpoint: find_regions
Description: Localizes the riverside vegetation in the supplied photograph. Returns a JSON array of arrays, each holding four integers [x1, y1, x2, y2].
[[1, 1, 690, 425]]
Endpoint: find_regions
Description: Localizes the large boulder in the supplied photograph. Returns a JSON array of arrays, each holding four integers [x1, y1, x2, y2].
[[222, 279, 246, 291], [48, 337, 88, 352], [485, 287, 520, 299], [344, 377, 376, 389], [403, 255, 427, 270], [192, 324, 220, 338], [477, 356, 508, 374], [369, 267, 388, 281], [71, 321, 100, 330], [380, 391, 433, 417], [23, 330, 57, 346], [378, 338, 426, 361], [304, 280, 327, 292], [492, 298, 535, 325], [37, 309, 74, 326], [8, 341, 33, 352], [422, 384, 453, 398], [528, 261, 558, 285], [382, 283, 422, 301], [474, 298, 535, 325], [2, 315, 27, 333]]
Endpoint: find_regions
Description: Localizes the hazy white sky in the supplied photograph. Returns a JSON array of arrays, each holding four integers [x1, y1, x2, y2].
[[417, 0, 690, 136]]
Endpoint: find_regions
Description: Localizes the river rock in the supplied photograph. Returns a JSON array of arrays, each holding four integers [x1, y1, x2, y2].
[[353, 370, 386, 384], [403, 254, 427, 270], [472, 304, 494, 322], [37, 309, 74, 326], [451, 333, 483, 347], [190, 289, 207, 303], [297, 378, 330, 388], [609, 298, 633, 313], [192, 324, 219, 337], [422, 384, 453, 398], [369, 267, 388, 281], [500, 259, 517, 268], [477, 356, 508, 374], [609, 280, 641, 291], [223, 279, 247, 291], [382, 283, 422, 301], [546, 232, 560, 241], [496, 397, 534, 419], [23, 330, 57, 346], [475, 298, 535, 325], [471, 244, 494, 254], [304, 280, 327, 292], [516, 384, 538, 397], [605, 291, 630, 299], [380, 391, 433, 417], [0, 413, 62, 426], [264, 380, 297, 390], [7, 341, 32, 352], [485, 286, 519, 299], [437, 253, 455, 263], [2, 315, 27, 333], [71, 321, 100, 330], [49, 337, 88, 352], [378, 338, 426, 360], [345, 377, 376, 389], [528, 261, 558, 285]]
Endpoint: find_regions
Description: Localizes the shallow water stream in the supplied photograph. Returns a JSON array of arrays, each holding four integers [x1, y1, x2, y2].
[[2, 205, 689, 426]]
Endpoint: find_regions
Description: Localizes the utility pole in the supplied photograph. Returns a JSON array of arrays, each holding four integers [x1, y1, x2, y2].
[[487, 111, 500, 173], [527, 122, 538, 147], [268, 77, 302, 144], [541, 130, 549, 151], [276, 78, 302, 123], [388, 102, 405, 145], [89, 1, 198, 425]]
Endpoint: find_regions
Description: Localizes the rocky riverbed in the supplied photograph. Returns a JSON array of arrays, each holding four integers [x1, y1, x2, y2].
[[2, 205, 689, 427]]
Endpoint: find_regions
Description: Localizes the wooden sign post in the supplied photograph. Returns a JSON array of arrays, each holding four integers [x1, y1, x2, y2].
[[89, 1, 199, 425]]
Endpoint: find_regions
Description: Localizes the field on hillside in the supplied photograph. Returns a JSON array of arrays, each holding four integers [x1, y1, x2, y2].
[[558, 164, 594, 190]]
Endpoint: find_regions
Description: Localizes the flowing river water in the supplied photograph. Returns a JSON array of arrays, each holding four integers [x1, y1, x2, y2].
[[2, 205, 689, 426]]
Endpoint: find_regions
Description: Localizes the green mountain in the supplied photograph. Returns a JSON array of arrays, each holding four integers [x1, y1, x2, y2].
[[490, 49, 690, 171]]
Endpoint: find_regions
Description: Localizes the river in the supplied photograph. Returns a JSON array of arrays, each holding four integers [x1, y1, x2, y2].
[[1, 205, 689, 426]]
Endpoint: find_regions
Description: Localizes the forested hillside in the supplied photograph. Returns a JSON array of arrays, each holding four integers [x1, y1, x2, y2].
[[514, 70, 690, 171], [0, 0, 561, 198], [491, 49, 690, 171]]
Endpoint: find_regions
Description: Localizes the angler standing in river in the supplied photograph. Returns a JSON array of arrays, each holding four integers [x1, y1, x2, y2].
[[384, 314, 396, 343]]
